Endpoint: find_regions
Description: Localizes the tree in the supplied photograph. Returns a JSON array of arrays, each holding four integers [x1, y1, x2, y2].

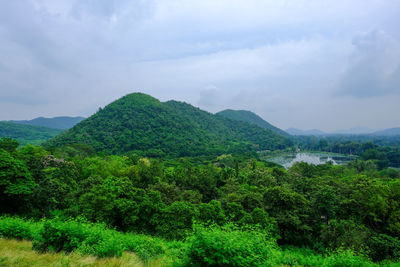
[[0, 137, 19, 153], [0, 149, 36, 213], [154, 201, 199, 239]]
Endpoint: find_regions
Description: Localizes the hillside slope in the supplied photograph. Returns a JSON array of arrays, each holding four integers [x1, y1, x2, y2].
[[11, 116, 85, 130], [45, 93, 291, 156], [0, 121, 63, 145], [216, 109, 289, 137]]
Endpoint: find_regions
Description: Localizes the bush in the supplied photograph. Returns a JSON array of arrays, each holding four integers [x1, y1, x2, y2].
[[0, 216, 41, 240], [185, 224, 276, 266], [78, 231, 125, 257], [33, 219, 93, 253], [324, 249, 375, 267], [31, 218, 167, 259], [268, 247, 378, 267], [121, 234, 165, 261]]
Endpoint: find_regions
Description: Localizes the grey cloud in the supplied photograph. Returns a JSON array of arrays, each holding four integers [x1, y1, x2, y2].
[[70, 0, 125, 18], [336, 30, 400, 97], [0, 1, 70, 71], [0, 0, 399, 130], [69, 0, 155, 24], [197, 86, 219, 107]]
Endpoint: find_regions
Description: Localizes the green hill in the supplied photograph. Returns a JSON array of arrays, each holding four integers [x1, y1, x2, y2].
[[45, 93, 291, 156], [216, 109, 289, 136], [0, 121, 63, 145], [10, 116, 85, 130]]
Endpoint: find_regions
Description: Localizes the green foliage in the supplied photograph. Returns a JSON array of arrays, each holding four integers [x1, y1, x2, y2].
[[2, 138, 400, 263], [268, 247, 380, 267], [0, 149, 37, 214], [155, 201, 199, 239], [367, 234, 400, 262], [0, 216, 41, 240], [1, 216, 399, 266], [0, 149, 36, 196], [263, 185, 311, 245], [0, 137, 19, 153], [198, 200, 226, 225], [320, 219, 370, 251], [33, 219, 92, 253], [31, 218, 167, 259], [185, 224, 276, 266]]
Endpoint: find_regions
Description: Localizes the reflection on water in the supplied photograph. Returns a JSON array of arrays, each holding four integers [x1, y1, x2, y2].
[[265, 152, 356, 169]]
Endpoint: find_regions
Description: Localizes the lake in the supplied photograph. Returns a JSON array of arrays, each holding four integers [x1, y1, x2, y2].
[[263, 152, 357, 169]]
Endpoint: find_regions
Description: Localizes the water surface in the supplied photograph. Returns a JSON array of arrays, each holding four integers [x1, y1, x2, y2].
[[264, 152, 356, 169]]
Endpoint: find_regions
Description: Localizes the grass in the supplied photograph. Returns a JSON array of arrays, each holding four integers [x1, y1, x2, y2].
[[2, 238, 399, 267], [0, 238, 165, 267]]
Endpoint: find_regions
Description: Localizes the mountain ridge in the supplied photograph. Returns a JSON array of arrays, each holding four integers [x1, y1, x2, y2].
[[371, 127, 400, 136], [10, 116, 85, 130], [285, 128, 326, 136], [45, 93, 292, 156], [216, 109, 289, 137]]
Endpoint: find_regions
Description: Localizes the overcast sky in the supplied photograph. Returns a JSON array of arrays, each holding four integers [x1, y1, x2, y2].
[[0, 0, 399, 131]]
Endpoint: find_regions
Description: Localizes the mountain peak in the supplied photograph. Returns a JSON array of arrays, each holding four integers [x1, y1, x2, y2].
[[45, 93, 291, 156], [113, 92, 161, 107]]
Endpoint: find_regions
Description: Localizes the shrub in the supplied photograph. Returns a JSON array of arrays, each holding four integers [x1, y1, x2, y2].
[[78, 231, 124, 257], [33, 219, 92, 253], [324, 249, 375, 267], [121, 234, 165, 261], [267, 247, 378, 267], [0, 216, 40, 240], [31, 218, 167, 259], [185, 223, 276, 266]]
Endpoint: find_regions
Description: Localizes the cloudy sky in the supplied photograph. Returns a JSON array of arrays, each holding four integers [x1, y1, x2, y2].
[[0, 0, 399, 132]]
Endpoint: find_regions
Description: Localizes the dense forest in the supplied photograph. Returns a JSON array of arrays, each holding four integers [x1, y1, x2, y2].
[[1, 93, 400, 266], [1, 135, 400, 265]]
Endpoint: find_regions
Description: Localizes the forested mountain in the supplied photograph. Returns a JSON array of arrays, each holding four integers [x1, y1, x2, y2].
[[44, 93, 292, 156], [0, 121, 63, 145], [216, 109, 289, 137], [10, 116, 85, 130]]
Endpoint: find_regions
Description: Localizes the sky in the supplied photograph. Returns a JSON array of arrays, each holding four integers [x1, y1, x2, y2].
[[0, 0, 399, 132]]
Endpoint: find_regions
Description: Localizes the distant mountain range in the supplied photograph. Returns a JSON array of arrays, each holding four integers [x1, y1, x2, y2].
[[372, 127, 400, 136], [44, 93, 292, 156], [216, 109, 289, 136], [10, 116, 85, 130], [334, 126, 376, 135], [286, 127, 400, 136], [286, 128, 326, 136]]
